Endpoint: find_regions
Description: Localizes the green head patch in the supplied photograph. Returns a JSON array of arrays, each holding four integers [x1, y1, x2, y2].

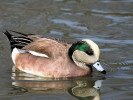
[[74, 43, 90, 52], [68, 41, 93, 60]]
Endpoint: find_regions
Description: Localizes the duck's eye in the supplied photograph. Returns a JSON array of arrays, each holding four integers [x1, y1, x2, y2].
[[86, 51, 93, 55], [86, 49, 93, 56]]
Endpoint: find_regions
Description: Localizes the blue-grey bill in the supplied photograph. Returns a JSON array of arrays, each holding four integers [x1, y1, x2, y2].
[[93, 62, 106, 74]]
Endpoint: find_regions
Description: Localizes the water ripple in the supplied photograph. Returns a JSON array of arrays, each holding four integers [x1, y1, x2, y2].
[[101, 0, 133, 3], [91, 9, 133, 16], [50, 19, 88, 31], [89, 37, 133, 45]]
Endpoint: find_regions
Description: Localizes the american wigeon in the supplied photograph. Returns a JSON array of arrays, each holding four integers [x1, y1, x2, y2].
[[3, 30, 106, 77]]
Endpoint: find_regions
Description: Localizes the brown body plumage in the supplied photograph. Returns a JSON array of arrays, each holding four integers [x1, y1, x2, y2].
[[3, 30, 106, 77]]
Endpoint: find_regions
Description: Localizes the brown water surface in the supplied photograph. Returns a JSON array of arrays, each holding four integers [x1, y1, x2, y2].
[[0, 0, 133, 100]]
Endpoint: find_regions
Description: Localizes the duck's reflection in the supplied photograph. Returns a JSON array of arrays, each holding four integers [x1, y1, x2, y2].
[[11, 69, 105, 100]]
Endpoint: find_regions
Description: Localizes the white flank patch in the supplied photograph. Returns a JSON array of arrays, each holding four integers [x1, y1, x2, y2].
[[11, 48, 49, 65], [11, 48, 26, 64], [29, 51, 49, 58]]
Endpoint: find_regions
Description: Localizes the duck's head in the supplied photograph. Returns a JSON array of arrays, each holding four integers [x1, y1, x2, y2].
[[68, 39, 106, 74]]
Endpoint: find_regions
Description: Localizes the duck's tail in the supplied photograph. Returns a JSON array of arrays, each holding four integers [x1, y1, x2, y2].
[[3, 30, 32, 52], [3, 30, 13, 41]]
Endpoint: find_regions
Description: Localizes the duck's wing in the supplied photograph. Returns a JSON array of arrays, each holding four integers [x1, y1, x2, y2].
[[3, 30, 68, 59], [23, 36, 69, 58]]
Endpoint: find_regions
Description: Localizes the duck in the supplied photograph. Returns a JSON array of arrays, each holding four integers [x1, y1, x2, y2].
[[3, 30, 106, 77]]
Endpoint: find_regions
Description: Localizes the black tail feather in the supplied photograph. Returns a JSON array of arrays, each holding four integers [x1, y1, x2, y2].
[[3, 30, 33, 51], [3, 31, 15, 51], [3, 30, 13, 41], [9, 30, 28, 36], [9, 30, 34, 36]]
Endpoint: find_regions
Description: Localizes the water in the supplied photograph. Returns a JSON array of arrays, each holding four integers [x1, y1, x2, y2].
[[0, 0, 133, 100]]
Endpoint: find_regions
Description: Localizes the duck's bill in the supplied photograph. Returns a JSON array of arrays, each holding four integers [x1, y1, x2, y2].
[[93, 62, 106, 74]]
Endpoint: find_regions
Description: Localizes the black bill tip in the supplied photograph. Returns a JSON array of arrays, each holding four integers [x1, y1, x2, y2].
[[101, 70, 106, 74]]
